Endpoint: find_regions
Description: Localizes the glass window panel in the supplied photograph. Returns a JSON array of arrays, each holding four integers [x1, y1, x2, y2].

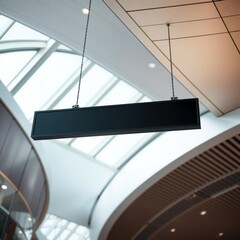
[[40, 228, 48, 235], [0, 51, 36, 86], [40, 214, 89, 240], [55, 64, 114, 109], [0, 176, 16, 211], [128, 134, 176, 171], [53, 83, 78, 109], [96, 133, 151, 167], [41, 220, 52, 228], [10, 192, 32, 229], [139, 96, 152, 102], [59, 229, 71, 239], [75, 226, 89, 235], [0, 209, 8, 238], [41, 217, 57, 228], [0, 15, 14, 37], [24, 229, 33, 240], [2, 22, 49, 41], [47, 227, 61, 239], [69, 233, 81, 240], [14, 52, 81, 119], [67, 222, 77, 230], [14, 226, 28, 240], [75, 65, 113, 106], [58, 44, 72, 52], [79, 65, 114, 106], [57, 138, 73, 145], [58, 219, 67, 226], [71, 135, 111, 155], [97, 81, 139, 106]]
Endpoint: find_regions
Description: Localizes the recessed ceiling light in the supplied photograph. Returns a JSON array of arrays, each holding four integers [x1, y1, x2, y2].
[[148, 63, 156, 69], [200, 210, 207, 216], [170, 228, 176, 233], [218, 232, 224, 237], [82, 8, 89, 15], [1, 185, 7, 190]]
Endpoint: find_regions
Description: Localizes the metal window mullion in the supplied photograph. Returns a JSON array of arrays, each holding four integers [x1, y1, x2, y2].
[[44, 218, 62, 237], [68, 77, 118, 147], [0, 40, 46, 53], [138, 94, 151, 102], [62, 225, 79, 240], [90, 93, 144, 158], [91, 135, 116, 157], [117, 132, 162, 169], [52, 221, 69, 240], [130, 91, 143, 103], [10, 39, 60, 95], [45, 61, 94, 110], [0, 20, 15, 39], [84, 76, 119, 107]]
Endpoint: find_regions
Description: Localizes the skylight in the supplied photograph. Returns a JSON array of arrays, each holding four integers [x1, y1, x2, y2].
[[0, 14, 157, 171], [14, 51, 81, 118], [0, 51, 36, 86], [2, 22, 49, 41], [96, 132, 156, 168], [40, 214, 90, 240], [0, 15, 14, 37], [0, 15, 169, 239]]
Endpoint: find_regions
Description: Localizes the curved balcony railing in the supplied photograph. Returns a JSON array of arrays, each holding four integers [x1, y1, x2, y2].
[[0, 100, 49, 240]]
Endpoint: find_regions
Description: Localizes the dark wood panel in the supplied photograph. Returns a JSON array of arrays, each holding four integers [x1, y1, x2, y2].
[[0, 101, 48, 227], [0, 102, 13, 154], [19, 150, 44, 218], [0, 120, 31, 187]]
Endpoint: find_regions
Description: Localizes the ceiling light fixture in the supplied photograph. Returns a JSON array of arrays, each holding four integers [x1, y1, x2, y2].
[[1, 184, 7, 190], [148, 63, 156, 69], [218, 232, 224, 237], [82, 8, 89, 15], [31, 13, 200, 140], [170, 228, 176, 233], [200, 210, 207, 216]]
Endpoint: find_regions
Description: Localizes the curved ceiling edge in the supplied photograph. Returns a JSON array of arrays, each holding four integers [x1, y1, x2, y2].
[[134, 168, 240, 239], [90, 109, 240, 240]]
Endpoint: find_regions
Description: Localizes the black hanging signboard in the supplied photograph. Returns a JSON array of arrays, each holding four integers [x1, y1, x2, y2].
[[31, 98, 201, 140]]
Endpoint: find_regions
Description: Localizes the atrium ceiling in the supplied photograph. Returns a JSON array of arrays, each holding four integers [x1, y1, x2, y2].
[[0, 0, 239, 240]]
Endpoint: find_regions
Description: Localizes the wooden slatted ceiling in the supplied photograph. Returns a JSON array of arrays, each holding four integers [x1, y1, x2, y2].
[[150, 188, 240, 240], [208, 187, 240, 222], [106, 134, 240, 240]]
